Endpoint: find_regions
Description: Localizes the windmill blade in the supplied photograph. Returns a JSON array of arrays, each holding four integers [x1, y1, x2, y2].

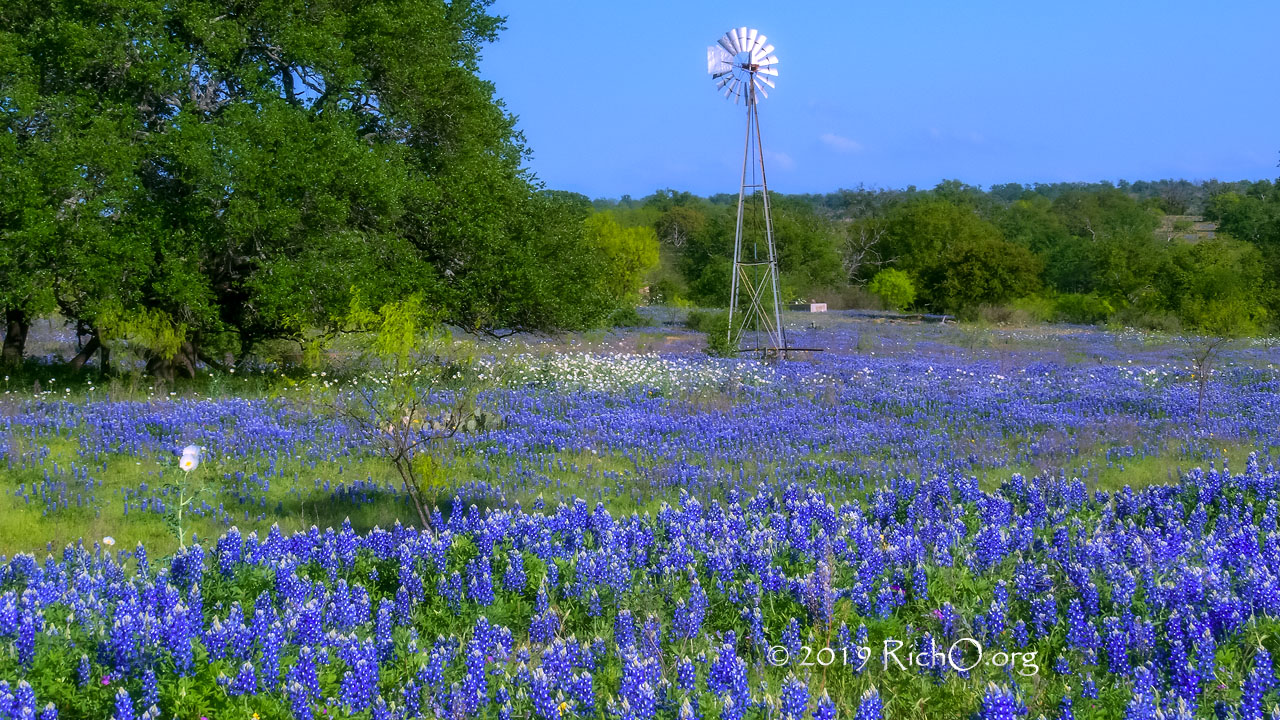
[[716, 74, 735, 91], [752, 78, 770, 99], [752, 34, 768, 55], [723, 78, 740, 99], [755, 74, 775, 89], [746, 29, 759, 55], [753, 43, 775, 61], [736, 27, 750, 56], [718, 32, 739, 55], [756, 54, 779, 67], [707, 45, 735, 75], [758, 66, 779, 77]]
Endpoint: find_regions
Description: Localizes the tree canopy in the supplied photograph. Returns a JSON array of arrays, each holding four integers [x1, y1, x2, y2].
[[1, 0, 626, 373]]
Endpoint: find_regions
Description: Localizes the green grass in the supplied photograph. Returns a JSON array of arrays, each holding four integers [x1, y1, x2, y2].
[[3, 313, 1273, 558], [4, 398, 1263, 557]]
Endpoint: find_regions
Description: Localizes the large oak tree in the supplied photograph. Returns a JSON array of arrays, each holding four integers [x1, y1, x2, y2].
[[1, 0, 613, 373]]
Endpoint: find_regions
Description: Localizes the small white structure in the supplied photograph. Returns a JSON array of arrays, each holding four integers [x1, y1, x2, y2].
[[789, 302, 827, 313]]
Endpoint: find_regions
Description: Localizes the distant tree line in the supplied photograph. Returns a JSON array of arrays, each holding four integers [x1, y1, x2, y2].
[[0, 0, 655, 375], [590, 178, 1280, 337]]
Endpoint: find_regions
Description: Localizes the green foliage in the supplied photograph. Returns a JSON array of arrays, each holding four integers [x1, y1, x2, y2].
[[1053, 294, 1115, 325], [867, 269, 916, 311], [97, 305, 189, 361], [584, 213, 660, 306], [1158, 238, 1269, 336], [997, 194, 1071, 253], [654, 205, 707, 248], [937, 245, 1041, 313], [769, 197, 845, 298], [688, 259, 734, 308], [1050, 187, 1162, 241], [1205, 186, 1280, 245], [646, 277, 689, 307], [684, 310, 720, 333], [1007, 296, 1055, 323], [876, 198, 1042, 313], [1181, 297, 1265, 338], [686, 310, 735, 357], [608, 306, 655, 328]]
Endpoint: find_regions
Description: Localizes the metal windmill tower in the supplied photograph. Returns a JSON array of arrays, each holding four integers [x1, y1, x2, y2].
[[708, 27, 787, 357]]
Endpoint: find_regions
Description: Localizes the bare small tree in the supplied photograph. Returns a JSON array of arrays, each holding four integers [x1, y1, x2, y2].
[[341, 376, 478, 529], [841, 218, 896, 281], [333, 295, 498, 529], [1183, 334, 1229, 422], [654, 207, 705, 249], [1178, 297, 1257, 423]]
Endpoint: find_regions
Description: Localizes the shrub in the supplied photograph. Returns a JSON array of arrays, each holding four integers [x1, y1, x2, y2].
[[647, 278, 687, 306], [686, 310, 735, 357], [867, 269, 916, 312], [976, 304, 1035, 327], [684, 310, 718, 333], [609, 306, 655, 328], [1111, 307, 1182, 333], [1053, 293, 1114, 325], [1009, 296, 1055, 323]]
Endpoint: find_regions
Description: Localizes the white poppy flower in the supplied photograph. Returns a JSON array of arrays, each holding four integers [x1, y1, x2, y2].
[[180, 445, 201, 472]]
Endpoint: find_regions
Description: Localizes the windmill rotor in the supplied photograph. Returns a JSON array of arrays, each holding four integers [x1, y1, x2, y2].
[[706, 27, 779, 105]]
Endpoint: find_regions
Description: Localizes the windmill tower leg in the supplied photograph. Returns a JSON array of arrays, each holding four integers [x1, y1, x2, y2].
[[754, 99, 787, 355], [727, 96, 751, 351], [727, 80, 786, 357]]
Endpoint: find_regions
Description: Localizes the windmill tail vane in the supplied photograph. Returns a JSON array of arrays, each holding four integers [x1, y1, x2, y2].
[[708, 27, 788, 357]]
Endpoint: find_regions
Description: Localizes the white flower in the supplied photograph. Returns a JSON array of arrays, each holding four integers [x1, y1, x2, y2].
[[180, 445, 201, 472], [102, 536, 115, 547]]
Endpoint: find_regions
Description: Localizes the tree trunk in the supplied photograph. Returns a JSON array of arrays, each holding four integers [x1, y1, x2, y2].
[[146, 354, 175, 383], [1192, 371, 1203, 417], [146, 341, 199, 381], [69, 335, 101, 372], [2, 308, 29, 369]]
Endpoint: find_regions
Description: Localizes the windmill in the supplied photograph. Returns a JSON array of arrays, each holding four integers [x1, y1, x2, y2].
[[708, 27, 786, 357]]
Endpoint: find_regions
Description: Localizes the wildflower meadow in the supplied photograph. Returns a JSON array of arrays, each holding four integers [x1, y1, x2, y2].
[[1, 316, 1279, 719]]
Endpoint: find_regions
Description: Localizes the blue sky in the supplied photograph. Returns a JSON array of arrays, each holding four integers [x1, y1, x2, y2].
[[478, 1, 1278, 199]]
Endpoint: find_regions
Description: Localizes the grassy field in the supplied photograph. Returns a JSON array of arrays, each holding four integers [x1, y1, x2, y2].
[[2, 312, 1276, 557]]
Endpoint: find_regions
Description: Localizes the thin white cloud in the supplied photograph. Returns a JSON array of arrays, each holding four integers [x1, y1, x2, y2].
[[764, 150, 796, 171], [820, 133, 863, 153]]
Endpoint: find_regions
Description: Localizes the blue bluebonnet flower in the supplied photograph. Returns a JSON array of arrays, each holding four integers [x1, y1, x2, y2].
[[978, 683, 1024, 720], [111, 687, 135, 720], [855, 686, 883, 720], [779, 673, 809, 720], [814, 691, 836, 720], [140, 668, 159, 708], [76, 655, 91, 688]]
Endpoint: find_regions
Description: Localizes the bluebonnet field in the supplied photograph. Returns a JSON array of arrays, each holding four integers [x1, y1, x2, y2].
[[1, 315, 1280, 719]]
